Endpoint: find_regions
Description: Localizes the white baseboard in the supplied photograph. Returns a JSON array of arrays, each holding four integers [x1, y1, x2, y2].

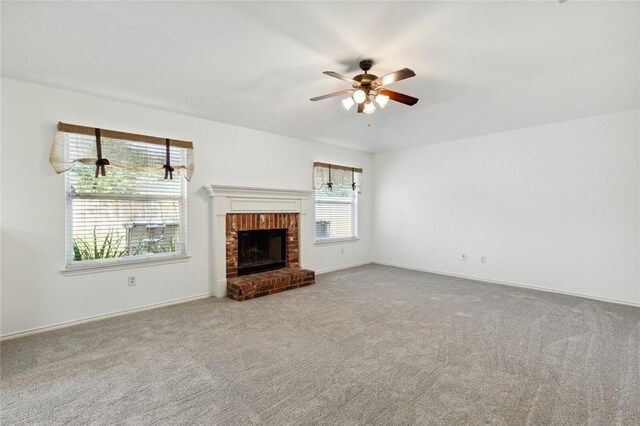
[[373, 261, 640, 308], [0, 293, 213, 341], [315, 262, 373, 275], [2, 264, 370, 340]]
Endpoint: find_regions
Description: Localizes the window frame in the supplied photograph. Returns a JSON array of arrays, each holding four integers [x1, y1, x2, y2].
[[314, 188, 359, 244], [63, 156, 189, 272]]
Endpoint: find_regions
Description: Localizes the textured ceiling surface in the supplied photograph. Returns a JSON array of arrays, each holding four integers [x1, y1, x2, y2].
[[2, 2, 639, 152]]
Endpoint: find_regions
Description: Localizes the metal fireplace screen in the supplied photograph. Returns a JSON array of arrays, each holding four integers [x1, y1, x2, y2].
[[237, 228, 287, 276]]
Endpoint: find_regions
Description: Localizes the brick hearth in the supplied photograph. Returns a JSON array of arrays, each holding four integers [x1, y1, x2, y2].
[[227, 268, 315, 301]]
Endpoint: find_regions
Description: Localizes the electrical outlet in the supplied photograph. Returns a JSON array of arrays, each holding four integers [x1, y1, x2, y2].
[[481, 256, 487, 263], [128, 276, 137, 286], [461, 253, 467, 261], [340, 248, 345, 255]]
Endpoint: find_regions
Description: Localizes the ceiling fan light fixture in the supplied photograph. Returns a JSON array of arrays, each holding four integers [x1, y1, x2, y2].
[[375, 94, 389, 108], [311, 61, 418, 116], [363, 101, 376, 115], [352, 89, 367, 104], [342, 97, 355, 111]]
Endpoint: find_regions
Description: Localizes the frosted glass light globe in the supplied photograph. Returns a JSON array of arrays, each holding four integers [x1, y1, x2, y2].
[[352, 90, 366, 104], [363, 101, 376, 115], [342, 97, 355, 110], [375, 94, 389, 108]]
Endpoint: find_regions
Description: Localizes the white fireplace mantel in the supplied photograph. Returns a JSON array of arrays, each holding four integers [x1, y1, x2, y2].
[[206, 185, 314, 298]]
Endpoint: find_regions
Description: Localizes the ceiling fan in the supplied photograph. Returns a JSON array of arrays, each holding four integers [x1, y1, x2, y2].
[[310, 60, 418, 114]]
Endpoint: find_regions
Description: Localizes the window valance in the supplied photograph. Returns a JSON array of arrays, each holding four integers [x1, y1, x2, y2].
[[50, 122, 195, 181], [313, 162, 362, 192]]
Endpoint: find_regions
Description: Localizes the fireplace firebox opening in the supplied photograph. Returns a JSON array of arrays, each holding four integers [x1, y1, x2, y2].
[[237, 228, 287, 276]]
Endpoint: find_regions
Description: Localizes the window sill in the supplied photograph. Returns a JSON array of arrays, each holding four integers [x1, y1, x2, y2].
[[315, 237, 360, 246], [62, 254, 191, 276]]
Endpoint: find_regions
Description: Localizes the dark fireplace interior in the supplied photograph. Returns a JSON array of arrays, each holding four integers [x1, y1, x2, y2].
[[237, 228, 287, 276]]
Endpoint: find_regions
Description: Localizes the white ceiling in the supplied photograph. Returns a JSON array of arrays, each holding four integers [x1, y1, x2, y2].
[[2, 1, 639, 153]]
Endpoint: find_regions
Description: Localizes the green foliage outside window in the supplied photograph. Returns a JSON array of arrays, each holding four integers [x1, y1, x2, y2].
[[316, 186, 353, 198], [73, 228, 127, 261], [71, 166, 165, 195]]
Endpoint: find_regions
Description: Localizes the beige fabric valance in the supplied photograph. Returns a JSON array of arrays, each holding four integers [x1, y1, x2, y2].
[[313, 162, 362, 192], [50, 122, 194, 181]]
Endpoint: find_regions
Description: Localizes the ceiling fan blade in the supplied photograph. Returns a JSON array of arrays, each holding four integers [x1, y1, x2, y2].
[[374, 68, 416, 87], [323, 71, 358, 85], [310, 89, 353, 102], [357, 103, 364, 113], [379, 89, 419, 106]]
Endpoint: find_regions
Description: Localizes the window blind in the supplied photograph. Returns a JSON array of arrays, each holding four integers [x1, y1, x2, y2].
[[315, 187, 357, 240], [51, 122, 194, 180], [313, 162, 361, 240], [313, 162, 362, 192], [59, 130, 189, 267]]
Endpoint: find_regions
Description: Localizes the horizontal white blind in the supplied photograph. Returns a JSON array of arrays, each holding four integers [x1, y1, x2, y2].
[[315, 187, 357, 240], [65, 133, 187, 267]]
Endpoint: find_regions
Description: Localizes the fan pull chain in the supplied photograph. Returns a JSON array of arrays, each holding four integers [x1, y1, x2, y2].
[[327, 164, 333, 191]]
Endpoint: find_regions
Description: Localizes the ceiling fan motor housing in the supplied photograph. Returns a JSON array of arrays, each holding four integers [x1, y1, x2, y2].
[[354, 60, 378, 92], [353, 73, 379, 87], [359, 60, 374, 72]]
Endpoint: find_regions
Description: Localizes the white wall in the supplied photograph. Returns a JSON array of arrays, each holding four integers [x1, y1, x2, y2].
[[0, 78, 373, 337], [373, 109, 640, 305]]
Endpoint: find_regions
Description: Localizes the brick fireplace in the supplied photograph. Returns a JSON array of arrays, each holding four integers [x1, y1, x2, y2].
[[225, 213, 299, 278], [206, 186, 315, 300]]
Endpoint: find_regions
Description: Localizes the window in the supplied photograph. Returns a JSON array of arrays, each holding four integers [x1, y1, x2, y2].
[[51, 123, 193, 268], [315, 187, 358, 240], [313, 162, 362, 242]]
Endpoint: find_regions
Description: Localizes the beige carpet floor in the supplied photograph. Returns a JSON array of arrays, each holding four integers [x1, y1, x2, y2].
[[1, 264, 639, 425]]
